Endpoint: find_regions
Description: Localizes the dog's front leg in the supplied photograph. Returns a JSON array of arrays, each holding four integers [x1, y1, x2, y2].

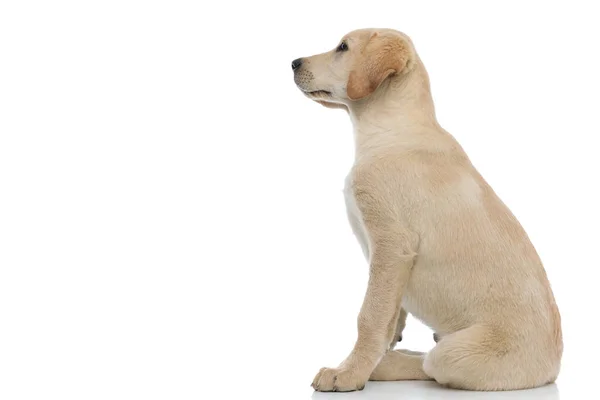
[[312, 237, 416, 392], [391, 307, 408, 349]]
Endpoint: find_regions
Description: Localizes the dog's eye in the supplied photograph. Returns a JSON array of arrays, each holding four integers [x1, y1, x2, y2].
[[336, 42, 348, 52]]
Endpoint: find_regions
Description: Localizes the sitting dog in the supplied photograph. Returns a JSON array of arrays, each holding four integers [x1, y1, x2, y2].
[[292, 29, 562, 392]]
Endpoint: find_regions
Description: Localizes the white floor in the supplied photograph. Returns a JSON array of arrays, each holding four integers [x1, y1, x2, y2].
[[311, 381, 561, 400]]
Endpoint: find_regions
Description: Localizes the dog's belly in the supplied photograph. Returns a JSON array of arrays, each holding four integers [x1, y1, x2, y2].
[[401, 256, 553, 338], [401, 262, 478, 335]]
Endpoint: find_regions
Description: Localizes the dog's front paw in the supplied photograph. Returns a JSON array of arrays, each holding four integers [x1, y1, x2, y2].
[[311, 367, 366, 392]]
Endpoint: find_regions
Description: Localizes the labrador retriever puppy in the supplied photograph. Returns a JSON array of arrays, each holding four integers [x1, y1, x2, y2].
[[292, 29, 562, 392]]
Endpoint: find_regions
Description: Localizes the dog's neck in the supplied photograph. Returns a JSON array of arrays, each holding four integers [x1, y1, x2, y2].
[[347, 59, 441, 157]]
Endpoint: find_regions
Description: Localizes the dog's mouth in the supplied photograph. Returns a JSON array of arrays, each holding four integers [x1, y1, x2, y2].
[[304, 90, 332, 98]]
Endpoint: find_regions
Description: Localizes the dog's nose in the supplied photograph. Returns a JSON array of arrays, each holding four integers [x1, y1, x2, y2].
[[291, 58, 303, 71]]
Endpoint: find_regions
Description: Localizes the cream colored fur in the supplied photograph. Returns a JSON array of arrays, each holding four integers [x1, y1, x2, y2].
[[293, 29, 562, 392]]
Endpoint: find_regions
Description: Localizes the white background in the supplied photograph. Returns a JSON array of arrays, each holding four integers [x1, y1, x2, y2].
[[1, 1, 599, 399]]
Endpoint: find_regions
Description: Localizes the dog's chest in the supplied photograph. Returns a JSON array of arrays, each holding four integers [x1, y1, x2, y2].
[[343, 172, 370, 259], [343, 173, 358, 216]]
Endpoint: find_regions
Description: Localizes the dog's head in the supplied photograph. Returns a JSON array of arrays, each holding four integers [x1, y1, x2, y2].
[[292, 29, 415, 106]]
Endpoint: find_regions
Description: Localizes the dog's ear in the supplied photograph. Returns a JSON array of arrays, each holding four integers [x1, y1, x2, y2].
[[347, 33, 412, 100]]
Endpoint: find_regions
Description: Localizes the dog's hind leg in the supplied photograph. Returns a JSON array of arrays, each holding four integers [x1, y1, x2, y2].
[[369, 350, 432, 381], [423, 324, 558, 390]]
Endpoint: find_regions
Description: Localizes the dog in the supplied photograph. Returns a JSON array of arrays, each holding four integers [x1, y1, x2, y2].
[[292, 29, 562, 392]]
